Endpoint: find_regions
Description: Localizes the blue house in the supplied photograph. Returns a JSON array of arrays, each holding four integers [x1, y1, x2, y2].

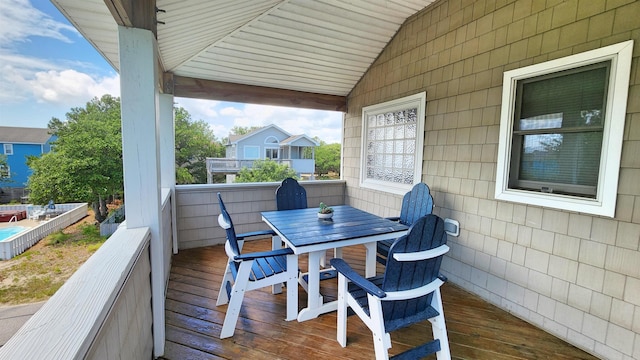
[[206, 124, 319, 183], [0, 126, 56, 203]]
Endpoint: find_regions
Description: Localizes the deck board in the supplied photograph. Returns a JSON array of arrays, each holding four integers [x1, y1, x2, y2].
[[162, 239, 599, 360]]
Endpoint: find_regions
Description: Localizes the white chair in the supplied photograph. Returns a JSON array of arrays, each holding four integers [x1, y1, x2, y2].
[[331, 214, 451, 359], [215, 193, 299, 339]]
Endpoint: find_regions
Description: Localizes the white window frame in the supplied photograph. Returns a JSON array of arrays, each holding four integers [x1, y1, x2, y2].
[[243, 146, 260, 159], [265, 147, 279, 159], [495, 40, 633, 217], [360, 92, 426, 195], [3, 144, 13, 155]]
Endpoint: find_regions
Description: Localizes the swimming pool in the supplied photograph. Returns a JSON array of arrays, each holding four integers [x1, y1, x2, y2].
[[0, 226, 27, 241]]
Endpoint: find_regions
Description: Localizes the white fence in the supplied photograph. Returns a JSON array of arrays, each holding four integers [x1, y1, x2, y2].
[[100, 205, 125, 236], [0, 203, 88, 260]]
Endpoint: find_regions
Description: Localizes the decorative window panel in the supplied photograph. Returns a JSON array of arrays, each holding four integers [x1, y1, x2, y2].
[[360, 92, 426, 194]]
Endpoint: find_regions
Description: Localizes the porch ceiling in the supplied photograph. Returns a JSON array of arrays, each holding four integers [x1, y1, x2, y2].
[[51, 0, 436, 110]]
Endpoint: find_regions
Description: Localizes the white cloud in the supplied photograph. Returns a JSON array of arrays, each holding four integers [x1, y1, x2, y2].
[[174, 99, 343, 143], [0, 0, 118, 109], [30, 69, 119, 104], [0, 0, 78, 46]]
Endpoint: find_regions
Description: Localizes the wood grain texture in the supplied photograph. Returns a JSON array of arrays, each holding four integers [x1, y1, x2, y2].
[[161, 239, 599, 360], [173, 75, 347, 112]]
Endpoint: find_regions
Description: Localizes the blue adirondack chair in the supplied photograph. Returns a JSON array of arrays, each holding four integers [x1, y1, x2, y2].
[[215, 193, 299, 339], [331, 214, 451, 360], [276, 177, 308, 210], [376, 182, 434, 264]]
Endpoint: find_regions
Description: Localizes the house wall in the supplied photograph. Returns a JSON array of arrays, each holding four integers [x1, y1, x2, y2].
[[175, 181, 346, 249], [0, 143, 43, 188], [342, 0, 640, 359], [236, 127, 289, 160]]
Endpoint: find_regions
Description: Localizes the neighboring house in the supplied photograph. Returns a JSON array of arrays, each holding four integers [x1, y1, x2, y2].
[[206, 124, 319, 183], [0, 126, 56, 203]]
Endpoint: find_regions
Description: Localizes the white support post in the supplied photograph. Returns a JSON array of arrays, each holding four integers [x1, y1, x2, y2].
[[159, 94, 179, 254], [118, 26, 165, 358]]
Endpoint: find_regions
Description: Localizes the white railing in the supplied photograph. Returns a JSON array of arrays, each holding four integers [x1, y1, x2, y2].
[[0, 203, 88, 260], [0, 225, 153, 360], [207, 158, 294, 172], [175, 180, 346, 249]]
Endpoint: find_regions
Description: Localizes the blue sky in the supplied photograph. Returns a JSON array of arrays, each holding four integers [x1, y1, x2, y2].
[[0, 0, 343, 143]]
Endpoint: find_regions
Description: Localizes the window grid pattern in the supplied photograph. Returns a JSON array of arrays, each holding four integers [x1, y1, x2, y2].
[[365, 108, 417, 185]]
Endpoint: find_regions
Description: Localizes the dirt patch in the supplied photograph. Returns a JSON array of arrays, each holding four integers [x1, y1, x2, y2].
[[0, 211, 104, 305]]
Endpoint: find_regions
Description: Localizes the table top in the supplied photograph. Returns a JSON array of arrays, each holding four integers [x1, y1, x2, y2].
[[261, 205, 409, 250]]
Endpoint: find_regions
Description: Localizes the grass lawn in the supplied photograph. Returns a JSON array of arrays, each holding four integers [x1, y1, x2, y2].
[[0, 212, 106, 305]]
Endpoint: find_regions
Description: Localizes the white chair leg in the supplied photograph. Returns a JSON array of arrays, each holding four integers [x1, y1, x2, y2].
[[272, 235, 283, 294], [336, 274, 348, 347], [368, 296, 390, 360], [431, 289, 451, 360], [219, 261, 252, 339], [216, 261, 233, 306]]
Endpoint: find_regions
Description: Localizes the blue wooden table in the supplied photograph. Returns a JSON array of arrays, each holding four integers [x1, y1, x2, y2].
[[262, 205, 409, 321]]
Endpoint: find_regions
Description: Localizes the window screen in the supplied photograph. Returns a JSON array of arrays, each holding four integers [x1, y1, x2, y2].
[[510, 62, 609, 198]]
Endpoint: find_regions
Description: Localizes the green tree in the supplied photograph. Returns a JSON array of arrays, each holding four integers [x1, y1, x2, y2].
[[0, 154, 9, 179], [27, 97, 224, 221], [230, 125, 262, 136], [27, 95, 123, 222], [234, 159, 297, 183], [175, 107, 224, 184], [315, 142, 341, 176]]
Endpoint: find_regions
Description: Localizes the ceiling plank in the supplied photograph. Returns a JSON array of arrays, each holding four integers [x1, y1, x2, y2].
[[172, 75, 346, 112]]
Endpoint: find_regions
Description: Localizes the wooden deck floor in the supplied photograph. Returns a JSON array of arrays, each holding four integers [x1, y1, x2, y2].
[[162, 239, 598, 360]]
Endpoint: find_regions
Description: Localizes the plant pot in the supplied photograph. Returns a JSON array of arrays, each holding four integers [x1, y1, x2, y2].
[[317, 212, 333, 219]]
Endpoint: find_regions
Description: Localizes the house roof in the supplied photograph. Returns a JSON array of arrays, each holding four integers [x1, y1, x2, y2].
[[280, 134, 319, 147], [0, 127, 53, 144], [228, 124, 288, 144], [51, 0, 436, 111], [227, 124, 317, 146]]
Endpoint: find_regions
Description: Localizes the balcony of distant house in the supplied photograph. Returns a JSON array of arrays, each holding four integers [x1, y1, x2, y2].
[[206, 124, 318, 182]]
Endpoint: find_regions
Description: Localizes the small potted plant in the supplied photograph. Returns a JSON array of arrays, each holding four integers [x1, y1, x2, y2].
[[317, 202, 334, 219]]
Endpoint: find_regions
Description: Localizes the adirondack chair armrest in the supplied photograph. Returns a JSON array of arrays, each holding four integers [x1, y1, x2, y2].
[[234, 247, 294, 261], [330, 258, 386, 298], [438, 274, 448, 283], [385, 216, 401, 222], [236, 229, 277, 240]]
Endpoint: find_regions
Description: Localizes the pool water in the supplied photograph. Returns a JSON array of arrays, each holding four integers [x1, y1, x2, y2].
[[0, 226, 27, 241]]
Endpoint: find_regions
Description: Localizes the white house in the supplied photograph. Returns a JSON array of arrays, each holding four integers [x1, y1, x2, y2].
[[206, 124, 319, 182]]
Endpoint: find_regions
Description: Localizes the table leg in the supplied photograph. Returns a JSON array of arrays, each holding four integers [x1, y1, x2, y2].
[[297, 250, 337, 321], [363, 242, 376, 278]]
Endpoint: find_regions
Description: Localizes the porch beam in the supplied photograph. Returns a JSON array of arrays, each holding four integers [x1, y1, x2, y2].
[[104, 0, 157, 34], [172, 75, 347, 112]]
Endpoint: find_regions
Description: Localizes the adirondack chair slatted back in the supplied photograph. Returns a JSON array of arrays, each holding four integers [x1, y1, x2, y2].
[[382, 214, 446, 331], [377, 182, 435, 265], [276, 178, 308, 210], [399, 182, 434, 225], [217, 193, 241, 257]]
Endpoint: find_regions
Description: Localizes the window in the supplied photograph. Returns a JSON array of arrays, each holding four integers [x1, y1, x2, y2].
[[3, 144, 13, 155], [265, 148, 279, 159], [244, 146, 259, 159], [360, 92, 426, 194], [496, 40, 633, 217]]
